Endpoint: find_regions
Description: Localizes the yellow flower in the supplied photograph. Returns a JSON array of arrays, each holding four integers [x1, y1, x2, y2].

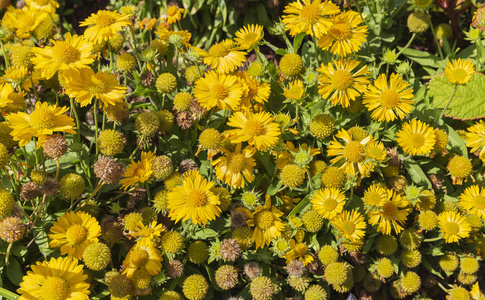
[[438, 211, 471, 243], [119, 151, 155, 191], [317, 58, 369, 107], [2, 6, 48, 39], [167, 170, 221, 225], [193, 70, 243, 111], [5, 101, 76, 148], [25, 0, 59, 13], [31, 33, 95, 80], [212, 143, 256, 189], [236, 71, 271, 107], [363, 184, 388, 207], [331, 210, 366, 242], [165, 5, 185, 24], [0, 83, 14, 109], [282, 0, 340, 38], [243, 196, 285, 248], [62, 69, 127, 107], [283, 239, 314, 265], [311, 188, 346, 219], [234, 24, 264, 50], [365, 140, 387, 162], [466, 120, 485, 161], [471, 283, 485, 300], [80, 10, 132, 43], [48, 211, 101, 259], [318, 10, 368, 57], [284, 80, 305, 101], [122, 238, 163, 278], [445, 58, 474, 85], [460, 185, 485, 219], [227, 111, 281, 151], [396, 119, 436, 156], [363, 73, 414, 122], [327, 128, 374, 177], [367, 191, 410, 235], [17, 256, 90, 300], [131, 221, 165, 241], [195, 40, 246, 74]]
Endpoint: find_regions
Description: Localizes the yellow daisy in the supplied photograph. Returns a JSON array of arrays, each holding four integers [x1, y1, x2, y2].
[[327, 128, 374, 177], [471, 283, 485, 300], [80, 10, 132, 43], [18, 256, 90, 300], [227, 111, 281, 151], [0, 83, 14, 109], [243, 196, 285, 248], [193, 70, 243, 111], [196, 39, 246, 74], [25, 0, 59, 13], [2, 6, 48, 39], [396, 119, 436, 156], [212, 143, 256, 189], [234, 24, 264, 50], [283, 239, 314, 265], [165, 5, 185, 25], [363, 73, 414, 122], [284, 80, 306, 102], [236, 71, 271, 107], [438, 211, 471, 243], [317, 58, 369, 107], [48, 211, 101, 259], [318, 10, 368, 57], [365, 140, 387, 162], [122, 238, 163, 278], [6, 101, 76, 148], [311, 187, 346, 219], [282, 0, 340, 38], [331, 210, 366, 242], [62, 69, 127, 107], [445, 58, 475, 85], [31, 33, 95, 80], [119, 151, 155, 191], [131, 221, 165, 241], [167, 170, 221, 225], [363, 184, 388, 207], [466, 120, 485, 161], [367, 191, 410, 235], [460, 185, 485, 219]]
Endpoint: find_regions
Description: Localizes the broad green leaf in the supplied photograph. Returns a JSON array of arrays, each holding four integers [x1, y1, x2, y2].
[[193, 228, 218, 239], [399, 47, 445, 71], [403, 160, 432, 189], [428, 73, 485, 120], [445, 124, 468, 158], [293, 32, 306, 53], [6, 258, 23, 286]]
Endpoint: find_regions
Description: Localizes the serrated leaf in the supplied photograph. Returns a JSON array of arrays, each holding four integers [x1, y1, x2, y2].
[[428, 73, 485, 120]]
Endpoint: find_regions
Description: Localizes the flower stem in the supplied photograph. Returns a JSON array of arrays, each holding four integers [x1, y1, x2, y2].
[[424, 236, 442, 242], [396, 33, 417, 58], [438, 84, 457, 122], [476, 40, 481, 72], [93, 99, 99, 155], [430, 23, 444, 60], [70, 98, 81, 143], [311, 29, 320, 68]]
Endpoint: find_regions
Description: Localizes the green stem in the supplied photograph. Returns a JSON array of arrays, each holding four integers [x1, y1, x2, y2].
[[424, 236, 442, 242], [438, 84, 457, 122], [29, 78, 39, 101], [364, 0, 377, 24], [0, 287, 19, 299], [396, 33, 417, 58], [430, 23, 444, 60], [390, 0, 407, 19], [311, 30, 320, 68], [70, 98, 81, 143], [93, 99, 99, 155], [129, 26, 143, 71], [5, 242, 12, 265], [476, 40, 481, 72], [0, 39, 10, 69], [145, 182, 151, 201]]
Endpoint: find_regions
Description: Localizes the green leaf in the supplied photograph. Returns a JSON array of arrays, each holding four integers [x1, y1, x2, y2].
[[403, 160, 432, 189], [288, 194, 311, 216], [293, 32, 306, 53], [428, 73, 485, 120], [445, 124, 468, 158], [399, 47, 445, 71], [193, 228, 218, 240], [0, 287, 19, 300], [267, 181, 283, 196], [6, 258, 23, 286]]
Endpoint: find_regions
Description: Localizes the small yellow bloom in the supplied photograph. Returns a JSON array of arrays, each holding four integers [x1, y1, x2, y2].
[[283, 239, 314, 265], [119, 151, 155, 190], [445, 58, 474, 85], [466, 120, 485, 161], [331, 210, 366, 242], [227, 111, 281, 151], [396, 119, 436, 156], [193, 71, 243, 111], [195, 40, 246, 74], [234, 24, 264, 50], [212, 143, 256, 189], [164, 5, 185, 24], [122, 238, 163, 278], [80, 10, 132, 44], [311, 188, 346, 219], [460, 185, 485, 219], [438, 211, 471, 243], [367, 191, 410, 235]]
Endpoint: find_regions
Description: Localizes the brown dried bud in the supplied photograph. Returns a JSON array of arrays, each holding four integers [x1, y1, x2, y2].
[[43, 134, 68, 159], [0, 216, 25, 242], [219, 238, 241, 261], [94, 156, 125, 185], [178, 159, 198, 174], [141, 71, 155, 87], [20, 182, 40, 200], [286, 260, 305, 278], [166, 259, 184, 278], [41, 178, 59, 196], [189, 98, 207, 120], [176, 111, 194, 130]]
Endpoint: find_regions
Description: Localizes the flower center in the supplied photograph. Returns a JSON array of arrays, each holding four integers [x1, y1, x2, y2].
[[208, 43, 229, 57], [245, 120, 265, 136], [167, 6, 179, 17], [344, 141, 365, 163], [409, 134, 425, 148], [87, 75, 110, 94], [331, 70, 354, 90], [133, 165, 148, 178], [381, 202, 397, 218], [242, 33, 259, 44], [255, 210, 274, 230], [364, 191, 383, 206], [472, 195, 485, 210], [129, 248, 149, 267], [380, 90, 401, 108], [210, 84, 229, 100], [300, 4, 321, 24], [65, 224, 88, 245], [443, 222, 459, 235], [330, 22, 352, 40], [40, 277, 69, 300], [30, 108, 56, 130], [323, 198, 337, 211], [97, 13, 116, 28], [285, 86, 304, 100], [227, 153, 246, 173], [53, 42, 80, 64], [340, 220, 356, 235], [451, 69, 467, 82], [187, 190, 208, 207]]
